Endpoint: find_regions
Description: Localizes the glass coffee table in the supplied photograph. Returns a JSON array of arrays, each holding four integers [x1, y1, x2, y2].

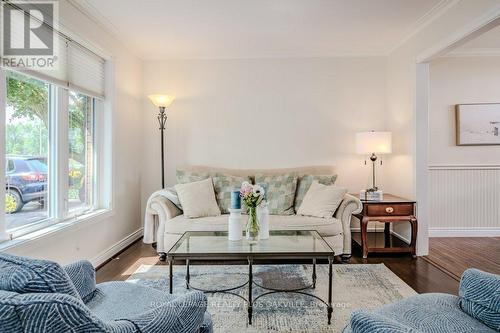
[[167, 230, 335, 325]]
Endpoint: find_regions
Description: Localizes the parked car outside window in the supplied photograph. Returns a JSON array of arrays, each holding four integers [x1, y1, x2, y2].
[[5, 156, 47, 213]]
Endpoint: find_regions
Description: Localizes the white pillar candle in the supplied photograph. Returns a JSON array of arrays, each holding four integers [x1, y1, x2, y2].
[[258, 202, 270, 240], [228, 208, 243, 241]]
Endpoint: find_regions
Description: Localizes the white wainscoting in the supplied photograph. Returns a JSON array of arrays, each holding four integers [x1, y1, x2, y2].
[[428, 165, 500, 237]]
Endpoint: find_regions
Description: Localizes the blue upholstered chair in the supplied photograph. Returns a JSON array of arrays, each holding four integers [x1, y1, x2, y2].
[[344, 268, 500, 333], [0, 253, 213, 333]]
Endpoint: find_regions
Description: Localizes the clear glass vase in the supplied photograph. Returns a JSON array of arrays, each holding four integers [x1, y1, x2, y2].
[[245, 206, 260, 244]]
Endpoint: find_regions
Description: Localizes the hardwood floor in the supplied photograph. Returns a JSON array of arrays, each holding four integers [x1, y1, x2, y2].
[[424, 237, 500, 281], [96, 238, 459, 295]]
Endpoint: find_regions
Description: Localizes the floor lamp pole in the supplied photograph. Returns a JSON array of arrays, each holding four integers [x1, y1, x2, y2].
[[157, 106, 167, 189]]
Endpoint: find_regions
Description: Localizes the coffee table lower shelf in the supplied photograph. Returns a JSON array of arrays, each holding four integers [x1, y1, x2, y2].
[[167, 256, 334, 325]]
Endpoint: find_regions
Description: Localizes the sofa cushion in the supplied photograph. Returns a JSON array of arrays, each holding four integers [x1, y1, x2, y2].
[[459, 268, 500, 331], [175, 178, 221, 218], [376, 293, 495, 333], [165, 214, 342, 237], [255, 173, 298, 215], [294, 174, 337, 212], [212, 174, 251, 214], [176, 169, 210, 184], [0, 290, 23, 333], [297, 181, 347, 218], [86, 281, 177, 322], [0, 253, 80, 299]]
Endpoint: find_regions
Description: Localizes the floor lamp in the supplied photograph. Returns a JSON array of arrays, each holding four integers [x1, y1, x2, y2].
[[148, 94, 175, 189]]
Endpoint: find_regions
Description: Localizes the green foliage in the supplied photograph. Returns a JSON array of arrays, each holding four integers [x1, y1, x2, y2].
[[68, 91, 89, 163], [5, 193, 17, 214], [5, 71, 91, 164], [6, 72, 49, 127], [6, 121, 48, 156]]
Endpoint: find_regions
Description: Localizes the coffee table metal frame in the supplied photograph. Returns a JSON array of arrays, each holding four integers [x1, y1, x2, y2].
[[166, 230, 335, 325]]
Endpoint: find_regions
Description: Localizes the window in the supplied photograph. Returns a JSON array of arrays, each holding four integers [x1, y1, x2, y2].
[[0, 6, 107, 240], [68, 91, 95, 213], [1, 69, 105, 238], [5, 72, 50, 231]]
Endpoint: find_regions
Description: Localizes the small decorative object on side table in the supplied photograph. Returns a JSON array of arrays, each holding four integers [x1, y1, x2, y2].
[[353, 194, 417, 259]]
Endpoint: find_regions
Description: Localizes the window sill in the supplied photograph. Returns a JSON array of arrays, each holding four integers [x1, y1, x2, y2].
[[0, 208, 114, 251]]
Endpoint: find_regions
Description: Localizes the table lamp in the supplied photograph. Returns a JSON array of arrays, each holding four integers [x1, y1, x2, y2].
[[356, 131, 392, 200], [148, 94, 175, 189]]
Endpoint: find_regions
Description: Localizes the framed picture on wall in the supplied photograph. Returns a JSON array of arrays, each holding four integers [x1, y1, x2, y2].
[[456, 103, 500, 146]]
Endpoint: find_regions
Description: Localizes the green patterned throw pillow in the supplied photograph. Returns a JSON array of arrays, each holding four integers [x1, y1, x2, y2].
[[255, 174, 298, 215], [294, 174, 338, 212], [176, 169, 210, 184], [212, 174, 251, 214]]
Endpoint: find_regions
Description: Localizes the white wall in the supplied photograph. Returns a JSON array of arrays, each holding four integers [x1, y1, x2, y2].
[[428, 56, 500, 235], [140, 57, 391, 215], [429, 56, 500, 165], [4, 2, 144, 265], [385, 0, 500, 254]]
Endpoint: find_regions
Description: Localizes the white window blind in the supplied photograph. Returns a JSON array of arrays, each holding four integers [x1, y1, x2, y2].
[[0, 2, 105, 98], [68, 41, 105, 98]]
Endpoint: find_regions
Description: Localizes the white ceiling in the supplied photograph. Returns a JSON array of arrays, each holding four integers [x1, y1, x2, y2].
[[75, 0, 447, 60]]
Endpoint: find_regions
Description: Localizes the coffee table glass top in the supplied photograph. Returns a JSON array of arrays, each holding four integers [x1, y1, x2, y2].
[[168, 230, 334, 257]]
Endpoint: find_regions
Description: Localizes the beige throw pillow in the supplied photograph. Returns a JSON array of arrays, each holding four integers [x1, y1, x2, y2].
[[297, 181, 347, 218], [175, 178, 221, 218]]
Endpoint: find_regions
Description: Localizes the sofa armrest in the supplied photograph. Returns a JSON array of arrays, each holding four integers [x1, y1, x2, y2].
[[129, 291, 208, 333], [63, 260, 96, 302], [347, 310, 417, 333], [334, 194, 362, 256], [144, 194, 183, 245], [459, 268, 500, 331], [151, 195, 183, 220]]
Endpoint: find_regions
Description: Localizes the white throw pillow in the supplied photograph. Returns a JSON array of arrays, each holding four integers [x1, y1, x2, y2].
[[297, 181, 347, 218], [175, 178, 221, 218]]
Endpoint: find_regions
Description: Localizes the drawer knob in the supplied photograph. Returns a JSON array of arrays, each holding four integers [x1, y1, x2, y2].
[[385, 207, 394, 214]]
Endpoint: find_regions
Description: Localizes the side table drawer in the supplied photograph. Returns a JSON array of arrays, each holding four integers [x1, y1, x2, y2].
[[366, 203, 414, 216]]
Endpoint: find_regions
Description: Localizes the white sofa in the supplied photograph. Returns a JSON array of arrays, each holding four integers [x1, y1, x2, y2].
[[143, 166, 362, 262]]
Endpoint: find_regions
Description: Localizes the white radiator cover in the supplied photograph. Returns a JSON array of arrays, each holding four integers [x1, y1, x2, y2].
[[429, 165, 500, 237]]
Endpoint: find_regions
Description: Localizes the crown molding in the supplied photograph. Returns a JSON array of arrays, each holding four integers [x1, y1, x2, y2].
[[66, 0, 140, 58], [67, 0, 121, 37], [387, 0, 460, 55], [67, 0, 461, 61], [443, 47, 500, 57], [416, 8, 500, 63]]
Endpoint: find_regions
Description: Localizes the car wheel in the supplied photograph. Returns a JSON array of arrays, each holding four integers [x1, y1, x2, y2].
[[5, 189, 24, 214]]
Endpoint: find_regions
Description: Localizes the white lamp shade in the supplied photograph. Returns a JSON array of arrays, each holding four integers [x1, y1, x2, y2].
[[148, 94, 174, 108], [356, 131, 392, 154]]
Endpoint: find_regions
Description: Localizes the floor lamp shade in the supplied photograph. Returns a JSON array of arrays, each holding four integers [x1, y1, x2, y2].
[[148, 94, 174, 108]]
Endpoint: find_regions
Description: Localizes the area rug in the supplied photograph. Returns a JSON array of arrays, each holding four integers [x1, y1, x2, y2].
[[127, 264, 416, 332]]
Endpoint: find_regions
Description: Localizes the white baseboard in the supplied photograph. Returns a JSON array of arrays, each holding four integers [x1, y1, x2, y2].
[[429, 228, 500, 237], [91, 228, 143, 267]]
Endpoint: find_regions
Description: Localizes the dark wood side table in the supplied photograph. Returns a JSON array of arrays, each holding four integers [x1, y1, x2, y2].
[[353, 194, 417, 259]]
